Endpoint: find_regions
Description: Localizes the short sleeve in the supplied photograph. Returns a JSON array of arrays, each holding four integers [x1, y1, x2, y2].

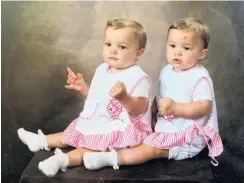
[[193, 78, 213, 101], [131, 77, 151, 99]]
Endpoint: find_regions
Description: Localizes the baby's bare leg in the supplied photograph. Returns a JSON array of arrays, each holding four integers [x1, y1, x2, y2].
[[84, 144, 169, 170], [47, 132, 68, 149], [17, 128, 69, 152], [118, 144, 169, 165], [68, 147, 99, 166], [38, 147, 98, 177]]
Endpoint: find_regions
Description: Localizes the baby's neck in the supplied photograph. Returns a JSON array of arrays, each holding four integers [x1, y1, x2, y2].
[[108, 65, 136, 73], [109, 67, 125, 73], [173, 64, 199, 73]]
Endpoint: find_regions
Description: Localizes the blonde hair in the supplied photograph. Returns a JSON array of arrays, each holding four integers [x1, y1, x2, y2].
[[106, 18, 147, 49], [168, 17, 210, 49]]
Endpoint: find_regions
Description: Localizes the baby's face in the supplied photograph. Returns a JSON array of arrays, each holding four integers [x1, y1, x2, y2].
[[102, 27, 143, 72], [166, 29, 207, 71]]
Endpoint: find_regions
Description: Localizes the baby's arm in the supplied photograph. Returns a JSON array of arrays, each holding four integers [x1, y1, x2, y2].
[[118, 95, 147, 116], [65, 67, 89, 97], [160, 78, 213, 119], [110, 81, 148, 116], [160, 98, 212, 119]]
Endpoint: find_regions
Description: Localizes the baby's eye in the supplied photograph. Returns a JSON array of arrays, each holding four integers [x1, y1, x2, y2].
[[120, 45, 127, 49], [105, 42, 111, 46], [169, 44, 175, 48], [184, 47, 191, 50]]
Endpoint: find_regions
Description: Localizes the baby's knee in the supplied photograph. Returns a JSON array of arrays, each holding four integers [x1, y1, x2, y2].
[[151, 146, 169, 158]]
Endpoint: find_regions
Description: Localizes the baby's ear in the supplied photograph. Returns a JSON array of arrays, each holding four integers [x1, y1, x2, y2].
[[135, 49, 144, 60], [199, 49, 208, 60]]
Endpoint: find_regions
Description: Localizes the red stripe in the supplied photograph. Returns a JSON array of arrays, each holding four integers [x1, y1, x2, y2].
[[144, 122, 223, 158], [129, 76, 152, 120], [62, 119, 152, 151]]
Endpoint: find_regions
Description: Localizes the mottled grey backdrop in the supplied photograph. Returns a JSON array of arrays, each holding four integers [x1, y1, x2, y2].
[[2, 1, 244, 182]]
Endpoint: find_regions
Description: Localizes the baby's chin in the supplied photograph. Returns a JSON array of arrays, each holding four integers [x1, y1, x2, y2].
[[172, 64, 196, 72], [105, 61, 133, 70]]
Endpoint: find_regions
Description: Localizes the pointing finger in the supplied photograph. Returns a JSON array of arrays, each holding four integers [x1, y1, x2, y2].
[[67, 67, 75, 76]]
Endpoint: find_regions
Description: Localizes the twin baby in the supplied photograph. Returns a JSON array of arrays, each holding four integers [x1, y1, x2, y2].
[[18, 17, 223, 177]]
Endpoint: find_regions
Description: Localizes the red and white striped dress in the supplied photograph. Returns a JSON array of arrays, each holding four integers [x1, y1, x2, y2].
[[62, 63, 152, 151], [144, 64, 223, 165]]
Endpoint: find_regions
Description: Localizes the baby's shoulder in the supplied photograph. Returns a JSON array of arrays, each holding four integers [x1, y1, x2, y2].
[[95, 62, 107, 71], [134, 65, 149, 76], [193, 65, 210, 78], [123, 65, 150, 80], [159, 64, 172, 78]]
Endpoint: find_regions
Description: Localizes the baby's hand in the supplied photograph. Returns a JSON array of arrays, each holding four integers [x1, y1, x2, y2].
[[109, 81, 127, 100], [65, 67, 89, 96], [159, 98, 176, 116]]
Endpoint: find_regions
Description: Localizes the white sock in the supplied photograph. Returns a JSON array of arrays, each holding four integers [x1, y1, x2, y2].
[[83, 150, 119, 170], [17, 128, 50, 152], [38, 148, 69, 177]]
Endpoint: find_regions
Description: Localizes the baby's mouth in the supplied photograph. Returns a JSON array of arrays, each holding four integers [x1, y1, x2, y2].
[[173, 59, 182, 64], [108, 57, 118, 61]]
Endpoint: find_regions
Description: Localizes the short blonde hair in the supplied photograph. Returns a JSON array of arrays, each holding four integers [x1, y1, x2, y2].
[[106, 18, 147, 49], [168, 17, 210, 49]]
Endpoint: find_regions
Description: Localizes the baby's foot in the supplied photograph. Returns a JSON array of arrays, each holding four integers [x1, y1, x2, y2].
[[54, 148, 63, 155], [83, 150, 118, 170], [17, 128, 49, 152], [38, 148, 69, 177]]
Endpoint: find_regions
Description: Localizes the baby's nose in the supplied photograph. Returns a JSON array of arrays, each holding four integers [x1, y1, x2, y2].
[[110, 47, 118, 54], [174, 50, 182, 56]]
